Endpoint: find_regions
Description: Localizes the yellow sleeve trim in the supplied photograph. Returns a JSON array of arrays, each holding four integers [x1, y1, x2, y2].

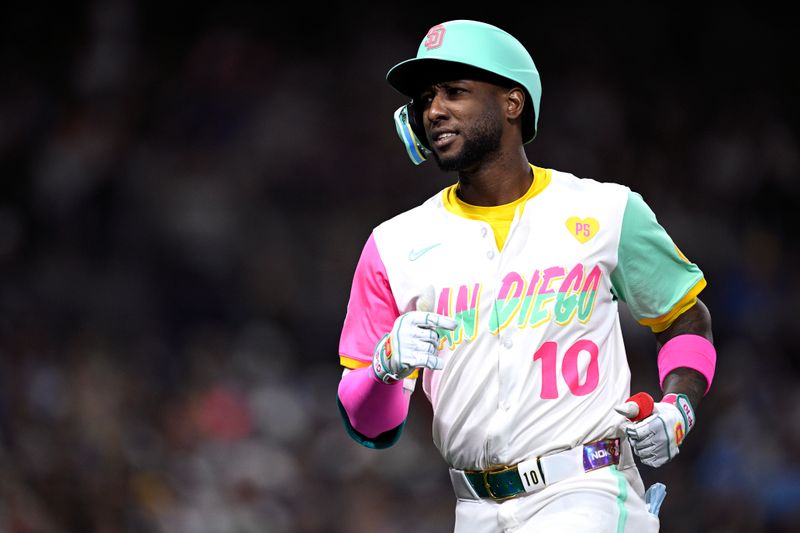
[[339, 355, 419, 379], [339, 355, 369, 369], [638, 278, 707, 333]]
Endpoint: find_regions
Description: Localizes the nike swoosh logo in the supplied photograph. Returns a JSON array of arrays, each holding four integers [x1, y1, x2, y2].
[[408, 243, 441, 261]]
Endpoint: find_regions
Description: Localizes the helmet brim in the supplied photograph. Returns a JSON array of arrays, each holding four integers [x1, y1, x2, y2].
[[386, 58, 515, 99]]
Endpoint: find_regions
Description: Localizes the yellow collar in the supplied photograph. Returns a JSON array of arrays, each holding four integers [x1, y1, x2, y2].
[[441, 165, 552, 250]]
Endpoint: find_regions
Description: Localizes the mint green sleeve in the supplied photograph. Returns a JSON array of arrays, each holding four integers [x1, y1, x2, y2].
[[610, 191, 705, 325]]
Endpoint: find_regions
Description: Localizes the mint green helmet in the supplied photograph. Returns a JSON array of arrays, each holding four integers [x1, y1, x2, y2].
[[386, 20, 541, 164]]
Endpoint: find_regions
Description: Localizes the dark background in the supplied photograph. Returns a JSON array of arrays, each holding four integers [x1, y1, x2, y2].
[[1, 2, 797, 532]]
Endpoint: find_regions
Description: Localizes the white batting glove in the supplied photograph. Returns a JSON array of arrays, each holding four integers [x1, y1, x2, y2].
[[372, 311, 457, 383], [615, 393, 695, 468]]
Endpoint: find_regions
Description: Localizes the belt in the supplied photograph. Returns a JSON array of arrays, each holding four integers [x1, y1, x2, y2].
[[451, 438, 621, 502]]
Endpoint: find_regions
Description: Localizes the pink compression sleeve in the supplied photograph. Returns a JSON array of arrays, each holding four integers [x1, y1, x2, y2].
[[658, 334, 717, 395], [338, 366, 411, 438]]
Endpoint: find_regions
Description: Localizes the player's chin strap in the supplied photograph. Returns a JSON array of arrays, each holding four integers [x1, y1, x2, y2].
[[393, 104, 431, 165]]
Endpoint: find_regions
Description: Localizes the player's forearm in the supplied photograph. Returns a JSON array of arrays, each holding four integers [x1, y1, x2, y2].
[[655, 298, 713, 348], [661, 368, 707, 410], [337, 365, 410, 438], [654, 298, 715, 408]]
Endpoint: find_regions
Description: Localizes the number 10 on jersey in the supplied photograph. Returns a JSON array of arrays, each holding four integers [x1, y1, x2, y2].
[[533, 340, 600, 399]]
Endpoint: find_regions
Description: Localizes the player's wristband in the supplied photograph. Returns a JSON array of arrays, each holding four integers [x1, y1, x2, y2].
[[657, 334, 716, 395]]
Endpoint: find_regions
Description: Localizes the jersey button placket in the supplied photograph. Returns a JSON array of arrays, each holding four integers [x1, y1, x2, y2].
[[485, 223, 509, 466], [481, 226, 496, 260], [492, 330, 515, 455]]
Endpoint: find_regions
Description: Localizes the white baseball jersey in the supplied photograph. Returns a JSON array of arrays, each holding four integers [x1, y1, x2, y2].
[[339, 165, 705, 471]]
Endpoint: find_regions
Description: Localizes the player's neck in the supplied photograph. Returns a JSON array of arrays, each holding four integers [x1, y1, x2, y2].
[[456, 151, 532, 207]]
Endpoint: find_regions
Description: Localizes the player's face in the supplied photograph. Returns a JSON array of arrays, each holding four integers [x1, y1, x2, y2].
[[419, 79, 505, 172]]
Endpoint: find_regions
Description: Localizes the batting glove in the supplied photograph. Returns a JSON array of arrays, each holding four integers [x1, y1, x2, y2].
[[372, 311, 458, 383], [614, 393, 695, 468]]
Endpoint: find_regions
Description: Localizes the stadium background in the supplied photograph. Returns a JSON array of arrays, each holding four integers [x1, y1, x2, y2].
[[0, 2, 797, 532]]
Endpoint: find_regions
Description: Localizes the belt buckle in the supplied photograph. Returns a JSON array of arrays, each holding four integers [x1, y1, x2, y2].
[[481, 464, 518, 502]]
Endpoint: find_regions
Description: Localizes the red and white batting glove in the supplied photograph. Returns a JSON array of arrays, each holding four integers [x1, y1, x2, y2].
[[372, 311, 457, 384], [614, 392, 695, 468]]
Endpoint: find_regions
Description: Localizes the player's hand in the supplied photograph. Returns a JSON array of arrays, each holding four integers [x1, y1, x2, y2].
[[614, 392, 695, 468], [372, 311, 457, 383]]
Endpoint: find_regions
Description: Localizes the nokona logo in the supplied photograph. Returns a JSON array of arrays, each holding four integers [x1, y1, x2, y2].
[[424, 25, 446, 49]]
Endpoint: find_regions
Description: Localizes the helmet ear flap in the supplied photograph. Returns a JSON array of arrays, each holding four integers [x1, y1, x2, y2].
[[407, 100, 428, 150], [392, 102, 431, 165]]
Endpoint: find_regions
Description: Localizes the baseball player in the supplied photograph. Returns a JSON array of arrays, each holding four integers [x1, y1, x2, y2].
[[337, 19, 716, 532]]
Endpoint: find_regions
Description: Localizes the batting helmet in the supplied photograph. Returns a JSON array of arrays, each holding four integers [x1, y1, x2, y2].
[[386, 20, 542, 164]]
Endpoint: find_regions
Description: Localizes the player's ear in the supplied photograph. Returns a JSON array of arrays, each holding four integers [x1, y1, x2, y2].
[[504, 87, 525, 121]]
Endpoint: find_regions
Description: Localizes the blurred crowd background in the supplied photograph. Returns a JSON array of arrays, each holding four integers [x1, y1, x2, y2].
[[0, 2, 797, 532]]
